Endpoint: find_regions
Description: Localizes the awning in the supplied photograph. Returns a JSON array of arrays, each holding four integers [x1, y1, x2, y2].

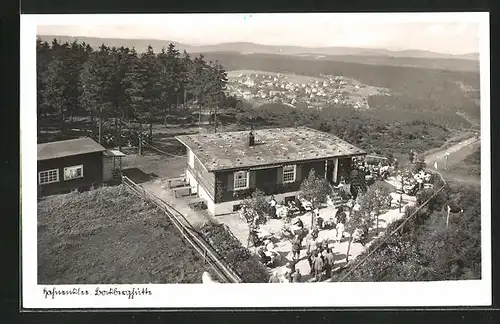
[[104, 149, 126, 157]]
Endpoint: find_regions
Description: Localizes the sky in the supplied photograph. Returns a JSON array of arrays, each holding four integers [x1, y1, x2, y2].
[[36, 13, 481, 54]]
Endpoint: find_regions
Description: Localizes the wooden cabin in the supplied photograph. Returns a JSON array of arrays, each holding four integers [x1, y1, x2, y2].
[[37, 137, 124, 196], [175, 127, 366, 216]]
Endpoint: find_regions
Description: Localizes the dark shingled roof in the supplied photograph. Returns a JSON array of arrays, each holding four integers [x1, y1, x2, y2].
[[175, 127, 366, 172], [38, 137, 106, 161]]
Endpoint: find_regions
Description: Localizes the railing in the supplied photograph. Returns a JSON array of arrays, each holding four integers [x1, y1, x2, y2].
[[122, 175, 242, 284], [337, 168, 447, 282]]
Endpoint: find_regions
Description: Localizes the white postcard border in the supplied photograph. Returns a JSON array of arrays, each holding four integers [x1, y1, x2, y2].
[[21, 12, 491, 309]]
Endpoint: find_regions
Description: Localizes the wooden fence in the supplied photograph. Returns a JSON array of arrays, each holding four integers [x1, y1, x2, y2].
[[122, 175, 242, 283]]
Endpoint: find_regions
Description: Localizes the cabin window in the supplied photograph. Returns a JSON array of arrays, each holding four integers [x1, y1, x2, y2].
[[38, 169, 59, 185], [283, 164, 297, 183], [188, 149, 194, 168], [64, 165, 84, 181], [233, 171, 249, 190]]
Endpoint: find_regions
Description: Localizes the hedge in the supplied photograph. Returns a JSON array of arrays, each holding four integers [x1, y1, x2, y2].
[[200, 221, 270, 283]]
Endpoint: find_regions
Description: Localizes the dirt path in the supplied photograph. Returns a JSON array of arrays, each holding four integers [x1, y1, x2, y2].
[[423, 135, 481, 186]]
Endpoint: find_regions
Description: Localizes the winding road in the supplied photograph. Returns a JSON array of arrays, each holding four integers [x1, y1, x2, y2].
[[423, 135, 481, 186]]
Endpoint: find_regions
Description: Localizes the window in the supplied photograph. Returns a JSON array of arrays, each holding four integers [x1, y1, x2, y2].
[[283, 164, 296, 183], [233, 171, 249, 190], [64, 165, 84, 181], [38, 169, 59, 185]]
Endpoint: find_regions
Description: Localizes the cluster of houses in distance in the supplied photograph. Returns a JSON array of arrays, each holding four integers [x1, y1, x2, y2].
[[226, 70, 391, 110]]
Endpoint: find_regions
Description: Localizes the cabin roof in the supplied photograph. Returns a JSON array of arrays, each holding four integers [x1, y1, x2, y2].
[[37, 137, 106, 161], [175, 127, 366, 172]]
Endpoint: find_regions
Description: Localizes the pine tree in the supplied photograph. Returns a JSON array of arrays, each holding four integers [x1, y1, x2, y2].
[[209, 60, 228, 131], [43, 55, 71, 131], [139, 45, 162, 138], [79, 44, 115, 144], [166, 43, 181, 112], [156, 47, 175, 121], [123, 48, 144, 125], [179, 50, 193, 110], [66, 41, 88, 122], [36, 38, 51, 121]]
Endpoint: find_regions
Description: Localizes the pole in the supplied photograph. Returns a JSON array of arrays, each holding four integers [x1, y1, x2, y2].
[[98, 106, 103, 144], [214, 95, 218, 133], [198, 98, 202, 130], [138, 134, 142, 156], [399, 174, 403, 213]]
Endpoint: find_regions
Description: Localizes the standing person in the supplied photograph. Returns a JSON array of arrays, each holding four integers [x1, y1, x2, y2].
[[335, 221, 345, 243], [291, 269, 302, 283], [269, 195, 277, 219], [324, 248, 335, 278], [409, 149, 414, 164], [269, 271, 280, 283], [335, 207, 347, 243], [311, 226, 319, 240], [283, 264, 293, 282], [312, 251, 325, 282], [316, 237, 324, 254], [291, 235, 301, 261], [305, 235, 317, 269]]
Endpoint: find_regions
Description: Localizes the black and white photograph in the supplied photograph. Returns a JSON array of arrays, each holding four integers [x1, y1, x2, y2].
[[21, 12, 491, 308]]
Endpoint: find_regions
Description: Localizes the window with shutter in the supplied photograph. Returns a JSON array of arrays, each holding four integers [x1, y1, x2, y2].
[[283, 165, 296, 183], [234, 171, 249, 190]]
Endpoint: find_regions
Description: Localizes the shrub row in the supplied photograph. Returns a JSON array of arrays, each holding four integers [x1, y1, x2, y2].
[[199, 221, 270, 283]]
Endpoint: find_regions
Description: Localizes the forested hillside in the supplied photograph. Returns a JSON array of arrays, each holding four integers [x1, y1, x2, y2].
[[201, 52, 481, 123], [36, 38, 472, 158]]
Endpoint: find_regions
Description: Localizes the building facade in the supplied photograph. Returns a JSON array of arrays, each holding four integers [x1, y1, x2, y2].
[[37, 137, 122, 196], [176, 127, 366, 216]]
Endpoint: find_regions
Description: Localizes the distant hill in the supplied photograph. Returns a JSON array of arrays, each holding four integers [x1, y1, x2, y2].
[[37, 34, 479, 61]]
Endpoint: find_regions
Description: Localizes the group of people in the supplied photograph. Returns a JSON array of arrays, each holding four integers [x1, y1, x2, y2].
[[256, 238, 281, 267], [305, 234, 337, 282], [268, 261, 303, 283], [269, 195, 306, 221]]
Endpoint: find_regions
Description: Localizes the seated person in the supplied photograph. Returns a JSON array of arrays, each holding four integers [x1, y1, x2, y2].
[[317, 216, 324, 229], [293, 217, 304, 229], [258, 248, 272, 266]]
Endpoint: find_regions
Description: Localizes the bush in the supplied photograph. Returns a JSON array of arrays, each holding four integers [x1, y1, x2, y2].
[[199, 221, 270, 283]]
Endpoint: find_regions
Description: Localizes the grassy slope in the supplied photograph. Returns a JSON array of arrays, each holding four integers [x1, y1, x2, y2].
[[38, 185, 210, 284], [449, 146, 481, 176]]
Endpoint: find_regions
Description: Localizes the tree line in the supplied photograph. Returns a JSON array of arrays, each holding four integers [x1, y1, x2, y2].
[[37, 38, 228, 141]]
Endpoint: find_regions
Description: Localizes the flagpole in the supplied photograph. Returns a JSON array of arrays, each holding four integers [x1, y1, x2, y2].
[[446, 205, 450, 228]]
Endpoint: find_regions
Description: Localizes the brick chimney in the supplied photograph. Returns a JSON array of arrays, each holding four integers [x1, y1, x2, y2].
[[248, 131, 255, 146]]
